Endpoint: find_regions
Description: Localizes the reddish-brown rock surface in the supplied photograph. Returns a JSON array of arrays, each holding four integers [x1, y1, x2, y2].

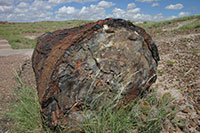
[[32, 18, 159, 130]]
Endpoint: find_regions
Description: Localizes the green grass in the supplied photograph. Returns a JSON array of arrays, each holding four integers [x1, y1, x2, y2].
[[158, 70, 164, 76], [166, 61, 175, 67], [81, 90, 176, 133], [189, 48, 200, 55], [172, 15, 200, 22], [6, 73, 45, 133], [6, 73, 177, 132], [139, 15, 200, 30], [6, 35, 37, 49], [139, 20, 173, 29], [0, 20, 91, 49], [178, 21, 200, 30]]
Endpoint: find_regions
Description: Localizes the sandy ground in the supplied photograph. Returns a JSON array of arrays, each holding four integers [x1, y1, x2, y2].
[[153, 31, 200, 132], [0, 54, 33, 132], [0, 38, 35, 132]]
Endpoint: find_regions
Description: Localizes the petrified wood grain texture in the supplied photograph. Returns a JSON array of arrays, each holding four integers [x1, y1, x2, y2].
[[32, 18, 160, 130]]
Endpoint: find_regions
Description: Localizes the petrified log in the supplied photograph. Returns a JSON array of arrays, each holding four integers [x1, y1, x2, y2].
[[32, 18, 159, 130]]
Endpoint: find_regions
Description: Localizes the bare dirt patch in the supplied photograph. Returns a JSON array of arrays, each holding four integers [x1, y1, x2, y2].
[[0, 53, 35, 132], [21, 33, 42, 40], [153, 31, 200, 132], [0, 47, 35, 132], [162, 18, 199, 31]]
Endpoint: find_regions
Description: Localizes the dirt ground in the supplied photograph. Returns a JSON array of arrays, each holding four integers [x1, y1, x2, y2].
[[153, 30, 200, 132], [0, 50, 35, 132], [0, 25, 200, 132]]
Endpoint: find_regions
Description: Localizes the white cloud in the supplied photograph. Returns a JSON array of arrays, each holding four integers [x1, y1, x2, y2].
[[55, 1, 115, 20], [30, 0, 51, 10], [13, 8, 24, 13], [56, 3, 107, 20], [136, 0, 158, 3], [57, 6, 77, 14], [110, 3, 143, 20], [1, 0, 102, 22], [128, 13, 162, 21], [112, 8, 126, 18], [179, 12, 190, 17], [48, 0, 66, 4], [0, 5, 13, 13], [7, 10, 53, 22], [0, 0, 14, 6], [165, 4, 184, 10], [17, 2, 29, 8], [17, 0, 33, 2], [152, 3, 159, 7], [127, 3, 136, 10], [98, 1, 115, 8], [79, 5, 106, 20], [111, 7, 142, 20], [107, 3, 170, 21], [3, 0, 56, 22], [167, 16, 177, 20], [110, 5, 175, 21], [49, 0, 98, 4], [127, 8, 140, 14], [65, 0, 98, 3]]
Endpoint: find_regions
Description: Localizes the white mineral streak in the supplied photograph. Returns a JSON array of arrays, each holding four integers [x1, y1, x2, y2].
[[105, 41, 113, 48], [134, 31, 139, 36], [103, 25, 109, 30], [114, 70, 141, 102]]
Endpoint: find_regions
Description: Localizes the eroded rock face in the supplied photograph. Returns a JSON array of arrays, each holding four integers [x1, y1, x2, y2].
[[32, 18, 159, 130]]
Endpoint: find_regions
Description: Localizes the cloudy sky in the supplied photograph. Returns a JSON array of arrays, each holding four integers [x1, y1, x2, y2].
[[0, 0, 199, 22]]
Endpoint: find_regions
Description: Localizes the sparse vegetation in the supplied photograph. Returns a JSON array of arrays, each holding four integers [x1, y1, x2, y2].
[[166, 61, 175, 67], [81, 91, 176, 133], [0, 20, 91, 49], [158, 70, 164, 76], [6, 35, 36, 49], [173, 15, 200, 22], [5, 73, 176, 133], [178, 21, 200, 30], [139, 15, 200, 30], [6, 73, 44, 132], [191, 48, 200, 55], [138, 20, 172, 29]]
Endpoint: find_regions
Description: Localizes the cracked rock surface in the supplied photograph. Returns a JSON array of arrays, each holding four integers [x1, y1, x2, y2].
[[32, 18, 159, 130]]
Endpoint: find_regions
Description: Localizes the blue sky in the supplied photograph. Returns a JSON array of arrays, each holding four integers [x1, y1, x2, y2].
[[0, 0, 199, 22]]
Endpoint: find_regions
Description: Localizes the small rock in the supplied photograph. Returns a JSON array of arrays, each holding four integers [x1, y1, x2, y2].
[[188, 120, 196, 127], [182, 108, 190, 113], [196, 126, 200, 132]]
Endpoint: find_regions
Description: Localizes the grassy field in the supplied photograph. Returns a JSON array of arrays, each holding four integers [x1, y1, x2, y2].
[[0, 20, 91, 49], [6, 73, 44, 132]]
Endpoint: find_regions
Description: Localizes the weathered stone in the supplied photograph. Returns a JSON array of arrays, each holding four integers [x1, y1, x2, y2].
[[32, 18, 160, 130]]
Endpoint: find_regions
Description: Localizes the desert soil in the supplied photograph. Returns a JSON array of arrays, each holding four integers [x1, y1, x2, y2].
[[0, 26, 200, 132], [0, 37, 35, 132], [152, 30, 200, 132]]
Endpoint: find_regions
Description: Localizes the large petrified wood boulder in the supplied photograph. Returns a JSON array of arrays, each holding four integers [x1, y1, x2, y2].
[[32, 18, 159, 130]]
